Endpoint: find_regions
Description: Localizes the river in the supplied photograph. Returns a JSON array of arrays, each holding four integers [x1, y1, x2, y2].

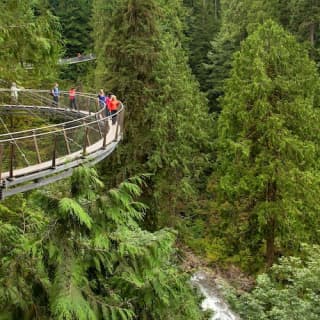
[[191, 271, 240, 320]]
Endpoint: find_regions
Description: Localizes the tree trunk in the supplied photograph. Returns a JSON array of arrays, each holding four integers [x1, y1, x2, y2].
[[214, 0, 219, 19], [310, 23, 315, 47], [266, 181, 276, 267], [266, 216, 275, 267]]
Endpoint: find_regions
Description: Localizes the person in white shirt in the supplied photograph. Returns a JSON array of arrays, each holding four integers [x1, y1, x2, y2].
[[10, 82, 19, 104]]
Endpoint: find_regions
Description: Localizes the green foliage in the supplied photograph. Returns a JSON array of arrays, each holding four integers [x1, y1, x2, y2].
[[208, 20, 320, 270], [0, 167, 204, 319], [205, 0, 282, 110], [227, 245, 320, 319], [287, 0, 320, 46], [49, 0, 93, 56], [93, 0, 213, 229], [0, 0, 62, 85], [183, 0, 221, 92], [49, 0, 94, 86]]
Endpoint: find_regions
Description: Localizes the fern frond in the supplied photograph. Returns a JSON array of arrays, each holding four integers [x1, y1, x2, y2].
[[58, 198, 92, 229]]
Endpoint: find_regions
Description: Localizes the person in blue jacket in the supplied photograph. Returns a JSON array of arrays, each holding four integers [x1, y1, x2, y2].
[[51, 82, 59, 107]]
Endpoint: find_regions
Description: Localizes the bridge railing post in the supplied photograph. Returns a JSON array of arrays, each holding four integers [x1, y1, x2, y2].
[[87, 97, 90, 114], [52, 134, 57, 169], [0, 144, 3, 182], [115, 108, 124, 142], [119, 107, 125, 139], [94, 97, 98, 113], [9, 141, 15, 180], [102, 119, 110, 149], [82, 126, 89, 157], [96, 113, 103, 138], [33, 130, 42, 164], [63, 125, 71, 154]]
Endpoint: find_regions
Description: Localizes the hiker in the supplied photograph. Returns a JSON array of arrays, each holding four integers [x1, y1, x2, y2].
[[51, 83, 59, 107], [97, 89, 105, 108], [109, 95, 120, 125], [69, 87, 77, 110], [105, 93, 112, 116], [10, 82, 19, 104]]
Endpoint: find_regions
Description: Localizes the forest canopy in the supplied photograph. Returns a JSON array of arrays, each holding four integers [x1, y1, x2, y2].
[[1, 0, 320, 319]]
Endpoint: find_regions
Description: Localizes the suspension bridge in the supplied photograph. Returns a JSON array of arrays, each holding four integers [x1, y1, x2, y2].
[[24, 53, 96, 69], [0, 88, 124, 200], [59, 54, 96, 65]]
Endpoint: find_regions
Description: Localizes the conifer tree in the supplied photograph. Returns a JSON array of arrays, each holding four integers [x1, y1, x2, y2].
[[0, 167, 204, 319], [49, 0, 93, 56], [48, 0, 94, 84], [0, 0, 61, 84], [288, 0, 320, 47], [93, 0, 212, 228], [228, 245, 320, 319], [184, 0, 221, 92], [206, 0, 281, 110], [209, 20, 320, 269]]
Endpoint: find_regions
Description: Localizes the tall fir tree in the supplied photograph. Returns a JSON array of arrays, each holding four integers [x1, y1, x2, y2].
[[208, 20, 320, 269], [205, 0, 282, 111], [93, 0, 213, 228]]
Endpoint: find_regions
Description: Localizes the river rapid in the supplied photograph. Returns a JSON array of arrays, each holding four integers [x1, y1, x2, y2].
[[191, 271, 240, 320]]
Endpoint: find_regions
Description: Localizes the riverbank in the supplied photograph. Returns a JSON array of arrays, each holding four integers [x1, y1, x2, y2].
[[179, 246, 254, 319], [180, 247, 254, 291]]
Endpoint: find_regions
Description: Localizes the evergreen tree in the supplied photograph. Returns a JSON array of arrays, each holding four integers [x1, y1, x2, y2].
[[205, 0, 281, 110], [227, 245, 320, 319], [48, 0, 94, 85], [209, 20, 320, 269], [288, 0, 320, 47], [183, 0, 221, 92], [0, 167, 204, 319], [0, 0, 61, 85], [93, 0, 212, 228], [91, 0, 121, 87], [49, 0, 93, 56]]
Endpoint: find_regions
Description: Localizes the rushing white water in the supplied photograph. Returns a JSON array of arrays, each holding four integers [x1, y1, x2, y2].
[[191, 271, 240, 320]]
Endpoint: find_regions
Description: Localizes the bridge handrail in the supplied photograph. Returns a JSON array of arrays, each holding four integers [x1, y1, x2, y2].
[[0, 103, 124, 143], [0, 89, 105, 137], [59, 54, 96, 65]]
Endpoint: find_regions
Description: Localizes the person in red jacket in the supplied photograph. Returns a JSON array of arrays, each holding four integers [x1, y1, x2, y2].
[[109, 95, 120, 125], [69, 87, 77, 110]]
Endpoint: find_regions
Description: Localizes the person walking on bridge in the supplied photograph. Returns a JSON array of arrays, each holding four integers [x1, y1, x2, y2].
[[51, 83, 59, 107], [97, 89, 105, 108], [10, 82, 19, 104], [109, 95, 120, 125], [105, 92, 112, 116], [69, 87, 77, 110]]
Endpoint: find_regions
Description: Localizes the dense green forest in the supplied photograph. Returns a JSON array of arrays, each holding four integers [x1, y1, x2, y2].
[[1, 0, 320, 319]]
